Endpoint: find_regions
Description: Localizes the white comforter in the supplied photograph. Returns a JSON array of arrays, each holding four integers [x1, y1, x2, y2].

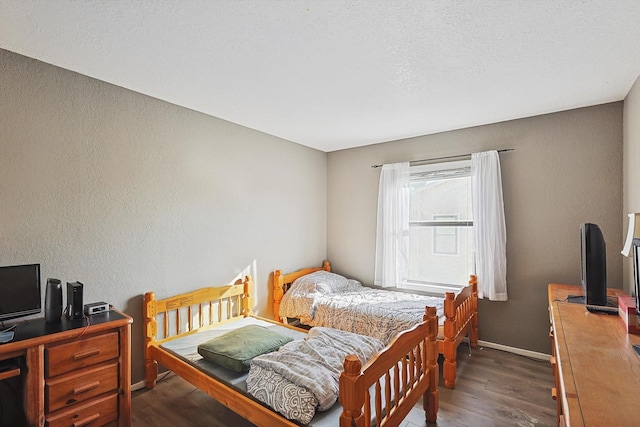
[[312, 289, 444, 344], [279, 271, 445, 344], [246, 327, 384, 424]]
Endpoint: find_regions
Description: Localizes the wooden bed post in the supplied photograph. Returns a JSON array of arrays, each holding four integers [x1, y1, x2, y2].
[[273, 270, 284, 322], [424, 306, 439, 423], [143, 291, 159, 389], [339, 355, 365, 427], [442, 291, 457, 389], [243, 275, 254, 317], [469, 275, 479, 348]]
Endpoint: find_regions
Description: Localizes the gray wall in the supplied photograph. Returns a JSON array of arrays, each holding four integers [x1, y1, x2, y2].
[[0, 49, 327, 383], [327, 104, 623, 354], [623, 75, 640, 295]]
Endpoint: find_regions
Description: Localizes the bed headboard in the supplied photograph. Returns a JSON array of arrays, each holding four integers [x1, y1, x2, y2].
[[272, 260, 331, 322], [143, 276, 254, 389], [143, 275, 254, 346]]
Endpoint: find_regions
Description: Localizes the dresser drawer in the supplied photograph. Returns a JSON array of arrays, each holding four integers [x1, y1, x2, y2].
[[46, 361, 118, 413], [46, 392, 118, 427], [46, 332, 119, 377]]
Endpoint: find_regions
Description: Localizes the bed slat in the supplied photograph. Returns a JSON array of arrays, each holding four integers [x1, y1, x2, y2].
[[364, 389, 371, 424], [375, 381, 382, 425], [384, 373, 391, 418]]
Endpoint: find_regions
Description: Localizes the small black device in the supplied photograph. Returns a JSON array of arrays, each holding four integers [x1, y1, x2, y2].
[[66, 281, 84, 320], [45, 278, 62, 323], [84, 302, 109, 316]]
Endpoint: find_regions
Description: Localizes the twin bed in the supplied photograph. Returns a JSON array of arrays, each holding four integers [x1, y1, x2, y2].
[[143, 275, 439, 426], [273, 261, 479, 389]]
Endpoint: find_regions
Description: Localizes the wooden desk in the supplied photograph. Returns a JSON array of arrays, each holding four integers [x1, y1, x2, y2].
[[548, 284, 640, 426], [0, 309, 132, 427]]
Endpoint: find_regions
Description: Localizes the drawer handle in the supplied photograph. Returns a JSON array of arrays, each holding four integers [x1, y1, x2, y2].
[[72, 349, 100, 360], [73, 381, 101, 395], [551, 387, 557, 401], [72, 412, 100, 427]]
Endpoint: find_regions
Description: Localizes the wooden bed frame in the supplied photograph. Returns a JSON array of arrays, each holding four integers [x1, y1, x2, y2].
[[273, 261, 479, 389], [143, 275, 439, 426]]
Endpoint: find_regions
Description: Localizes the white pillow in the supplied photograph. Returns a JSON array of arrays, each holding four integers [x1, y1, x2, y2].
[[290, 270, 360, 295]]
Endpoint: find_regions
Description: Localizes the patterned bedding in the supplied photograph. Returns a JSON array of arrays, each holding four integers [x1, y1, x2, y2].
[[247, 327, 384, 424], [279, 270, 446, 344]]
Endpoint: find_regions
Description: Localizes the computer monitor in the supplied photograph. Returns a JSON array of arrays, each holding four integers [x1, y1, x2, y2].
[[0, 263, 42, 322]]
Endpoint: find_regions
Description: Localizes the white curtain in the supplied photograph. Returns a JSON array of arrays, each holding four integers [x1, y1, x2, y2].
[[374, 162, 410, 288], [471, 150, 508, 301]]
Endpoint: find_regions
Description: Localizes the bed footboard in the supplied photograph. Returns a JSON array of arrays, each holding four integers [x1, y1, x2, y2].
[[440, 274, 478, 388], [339, 306, 439, 426]]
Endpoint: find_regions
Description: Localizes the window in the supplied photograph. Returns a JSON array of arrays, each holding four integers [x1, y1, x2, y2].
[[406, 160, 474, 292], [432, 214, 459, 255]]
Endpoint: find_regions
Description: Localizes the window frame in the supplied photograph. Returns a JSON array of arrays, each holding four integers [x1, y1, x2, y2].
[[404, 160, 474, 293]]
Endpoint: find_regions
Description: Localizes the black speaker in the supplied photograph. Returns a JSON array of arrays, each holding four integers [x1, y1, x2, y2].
[[45, 278, 62, 323], [66, 281, 84, 320]]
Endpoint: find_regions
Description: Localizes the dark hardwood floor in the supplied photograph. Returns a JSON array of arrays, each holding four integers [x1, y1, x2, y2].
[[131, 345, 556, 426]]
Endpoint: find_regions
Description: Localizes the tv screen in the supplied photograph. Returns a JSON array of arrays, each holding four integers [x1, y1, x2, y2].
[[580, 223, 607, 307], [0, 263, 42, 322]]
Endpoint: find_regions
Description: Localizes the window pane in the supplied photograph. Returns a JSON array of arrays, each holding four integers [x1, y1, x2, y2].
[[410, 177, 472, 222], [434, 227, 457, 254], [433, 214, 458, 255], [408, 225, 474, 285]]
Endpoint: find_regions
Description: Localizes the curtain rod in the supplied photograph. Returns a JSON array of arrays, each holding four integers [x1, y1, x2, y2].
[[371, 148, 514, 169]]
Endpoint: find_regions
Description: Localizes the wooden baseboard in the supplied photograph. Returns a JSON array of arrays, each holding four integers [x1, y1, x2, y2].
[[131, 380, 146, 391], [131, 371, 172, 391], [475, 339, 550, 361]]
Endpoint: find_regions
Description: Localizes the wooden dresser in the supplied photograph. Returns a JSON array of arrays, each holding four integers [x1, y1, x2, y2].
[[548, 284, 640, 426], [0, 309, 132, 427]]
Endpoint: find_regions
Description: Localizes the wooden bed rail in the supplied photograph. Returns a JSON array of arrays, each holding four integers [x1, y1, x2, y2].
[[143, 276, 254, 389], [273, 260, 331, 322], [339, 306, 439, 426]]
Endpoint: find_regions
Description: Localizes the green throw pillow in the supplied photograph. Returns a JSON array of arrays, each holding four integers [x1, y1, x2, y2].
[[197, 325, 293, 372]]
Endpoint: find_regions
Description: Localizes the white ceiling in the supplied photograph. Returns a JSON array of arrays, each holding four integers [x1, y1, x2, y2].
[[2, 1, 640, 153]]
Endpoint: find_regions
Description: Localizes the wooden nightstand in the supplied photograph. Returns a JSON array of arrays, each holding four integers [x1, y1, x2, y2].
[[0, 309, 132, 427]]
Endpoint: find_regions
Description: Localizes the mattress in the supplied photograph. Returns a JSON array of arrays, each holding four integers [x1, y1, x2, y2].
[[158, 317, 359, 426]]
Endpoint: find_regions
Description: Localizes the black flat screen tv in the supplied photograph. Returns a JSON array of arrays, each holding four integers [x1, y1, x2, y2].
[[580, 223, 608, 307], [0, 263, 42, 322]]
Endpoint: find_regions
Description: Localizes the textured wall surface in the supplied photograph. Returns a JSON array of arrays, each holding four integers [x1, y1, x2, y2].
[[0, 49, 327, 383], [327, 103, 623, 354], [623, 76, 640, 295]]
